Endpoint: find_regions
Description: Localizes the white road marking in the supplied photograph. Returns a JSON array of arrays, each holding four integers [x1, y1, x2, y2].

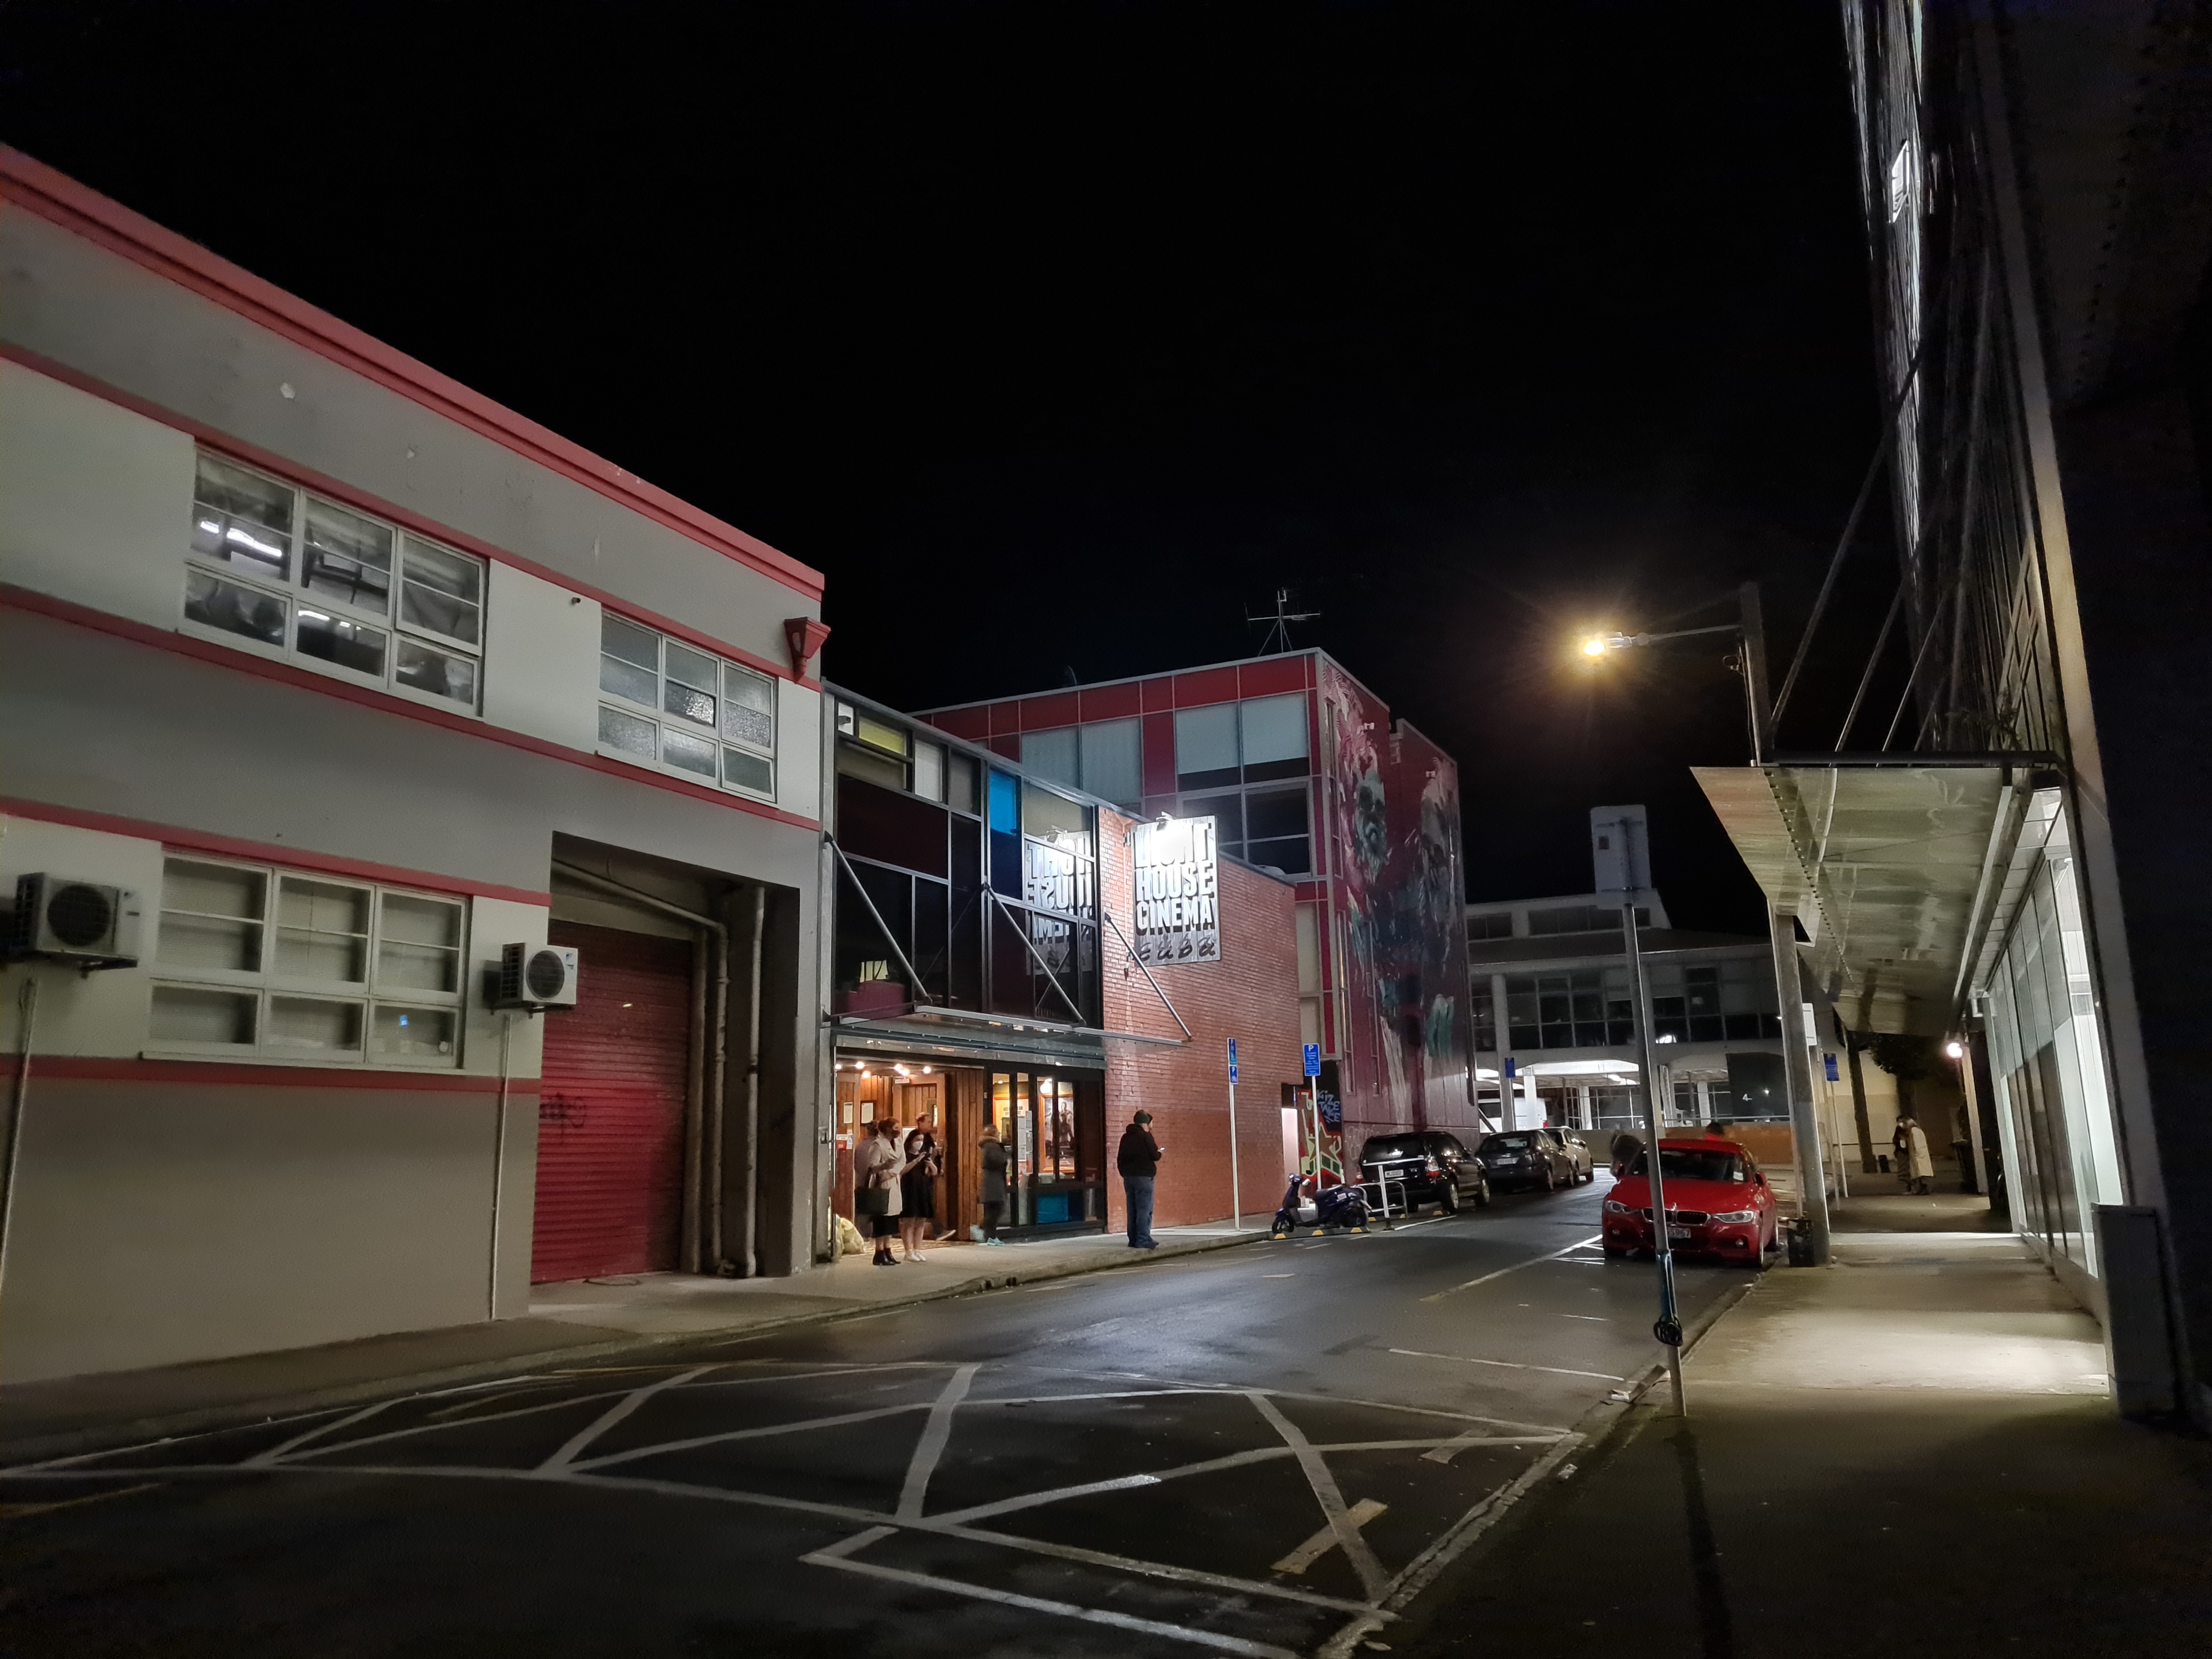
[[1560, 1314, 1610, 1322], [1389, 1348, 1626, 1382], [1419, 1234, 1604, 1302], [938, 1519, 1383, 1615], [1262, 1273, 1296, 1278], [573, 1402, 926, 1470], [541, 1365, 717, 1471], [0, 1481, 166, 1520], [802, 1548, 1302, 1659], [1249, 1392, 1391, 1601], [245, 1399, 393, 1466], [897, 1363, 979, 1519], [1274, 1497, 1388, 1574]]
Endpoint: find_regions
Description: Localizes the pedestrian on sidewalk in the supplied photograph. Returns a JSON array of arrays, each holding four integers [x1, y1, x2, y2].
[[1893, 1113, 1933, 1195], [855, 1118, 910, 1266], [899, 1122, 941, 1262], [1118, 1110, 1163, 1248], [974, 1127, 1008, 1245]]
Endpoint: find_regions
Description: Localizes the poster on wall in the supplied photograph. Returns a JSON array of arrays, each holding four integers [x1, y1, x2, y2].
[[1131, 816, 1221, 964]]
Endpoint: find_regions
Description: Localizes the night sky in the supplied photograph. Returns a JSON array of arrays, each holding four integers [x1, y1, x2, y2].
[[2, 2, 1900, 932]]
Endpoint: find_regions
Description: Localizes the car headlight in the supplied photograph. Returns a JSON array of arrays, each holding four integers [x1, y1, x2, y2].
[[1711, 1210, 1756, 1223], [1603, 1200, 1632, 1215]]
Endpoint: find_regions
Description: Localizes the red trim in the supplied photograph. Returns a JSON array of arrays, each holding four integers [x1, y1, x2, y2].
[[1, 586, 822, 833], [1141, 676, 1176, 713], [0, 150, 822, 601], [1173, 667, 1240, 708], [988, 736, 1022, 760], [1078, 682, 1142, 721], [0, 342, 817, 692], [928, 707, 990, 741], [1141, 712, 1177, 795], [1016, 691, 1080, 732], [2, 797, 552, 907], [1237, 657, 1307, 698], [988, 701, 1021, 737], [0, 1053, 534, 1092]]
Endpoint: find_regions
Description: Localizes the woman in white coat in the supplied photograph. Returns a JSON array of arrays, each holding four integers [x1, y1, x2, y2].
[[855, 1119, 910, 1266], [1893, 1114, 1933, 1195]]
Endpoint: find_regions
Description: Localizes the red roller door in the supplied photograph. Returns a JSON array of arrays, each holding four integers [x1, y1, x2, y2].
[[532, 921, 693, 1283]]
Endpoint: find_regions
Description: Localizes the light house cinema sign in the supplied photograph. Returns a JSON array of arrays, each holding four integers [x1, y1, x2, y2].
[[1131, 816, 1221, 965]]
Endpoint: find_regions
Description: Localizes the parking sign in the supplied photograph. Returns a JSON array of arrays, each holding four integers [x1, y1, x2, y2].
[[1303, 1043, 1321, 1078], [1227, 1037, 1239, 1084]]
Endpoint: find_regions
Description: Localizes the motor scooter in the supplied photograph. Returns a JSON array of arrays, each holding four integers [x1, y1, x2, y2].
[[1269, 1173, 1369, 1239]]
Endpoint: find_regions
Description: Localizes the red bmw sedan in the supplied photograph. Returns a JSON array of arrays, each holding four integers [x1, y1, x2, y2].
[[1602, 1137, 1779, 1265]]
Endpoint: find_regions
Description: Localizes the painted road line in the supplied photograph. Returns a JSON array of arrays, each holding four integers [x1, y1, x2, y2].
[[898, 1364, 981, 1519], [572, 1402, 926, 1470], [1419, 1233, 1604, 1301], [246, 1398, 394, 1464], [801, 1549, 1301, 1659], [0, 1481, 166, 1521], [938, 1519, 1381, 1616], [1273, 1497, 1388, 1575], [1389, 1347, 1626, 1383], [1561, 1313, 1610, 1322], [1249, 1392, 1391, 1602], [540, 1365, 718, 1471]]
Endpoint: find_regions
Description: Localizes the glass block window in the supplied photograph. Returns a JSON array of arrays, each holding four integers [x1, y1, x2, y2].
[[184, 452, 483, 711], [150, 856, 466, 1067], [598, 613, 777, 799]]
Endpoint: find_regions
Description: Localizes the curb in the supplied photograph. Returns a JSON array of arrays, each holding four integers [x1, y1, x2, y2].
[[1, 1227, 1269, 1468]]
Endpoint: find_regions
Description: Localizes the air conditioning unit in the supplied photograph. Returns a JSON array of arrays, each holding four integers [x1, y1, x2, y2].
[[496, 942, 579, 1010], [8, 874, 143, 968]]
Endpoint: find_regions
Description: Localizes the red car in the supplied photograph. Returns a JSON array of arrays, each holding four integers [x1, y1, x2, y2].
[[1602, 1136, 1779, 1265]]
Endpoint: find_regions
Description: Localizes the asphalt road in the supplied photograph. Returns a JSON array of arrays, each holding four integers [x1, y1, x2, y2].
[[2, 1172, 1758, 1658]]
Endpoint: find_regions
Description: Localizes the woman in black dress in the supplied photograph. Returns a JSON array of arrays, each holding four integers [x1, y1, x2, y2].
[[899, 1124, 941, 1262]]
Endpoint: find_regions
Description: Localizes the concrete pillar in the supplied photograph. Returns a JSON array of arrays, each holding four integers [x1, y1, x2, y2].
[[1490, 973, 1513, 1128], [1772, 904, 1831, 1262], [1694, 1078, 1712, 1123]]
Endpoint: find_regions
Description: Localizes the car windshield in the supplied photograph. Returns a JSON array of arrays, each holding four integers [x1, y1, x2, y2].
[[1480, 1135, 1533, 1152], [1360, 1136, 1427, 1164], [1629, 1148, 1748, 1183]]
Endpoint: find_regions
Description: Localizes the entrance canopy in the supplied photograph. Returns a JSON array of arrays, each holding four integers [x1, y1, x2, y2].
[[1694, 761, 2051, 1037]]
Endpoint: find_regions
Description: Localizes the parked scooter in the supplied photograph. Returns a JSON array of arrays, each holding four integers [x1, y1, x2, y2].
[[1269, 1174, 1370, 1239]]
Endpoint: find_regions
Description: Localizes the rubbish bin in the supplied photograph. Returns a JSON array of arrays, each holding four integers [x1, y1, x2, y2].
[[1876, 1154, 1891, 1173], [1953, 1137, 1978, 1194], [1784, 1216, 1817, 1268]]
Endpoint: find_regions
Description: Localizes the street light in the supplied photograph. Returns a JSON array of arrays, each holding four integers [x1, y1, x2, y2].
[[1577, 583, 1775, 766]]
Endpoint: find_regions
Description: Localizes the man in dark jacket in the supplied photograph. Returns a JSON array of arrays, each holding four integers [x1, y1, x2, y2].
[[1116, 1111, 1163, 1248]]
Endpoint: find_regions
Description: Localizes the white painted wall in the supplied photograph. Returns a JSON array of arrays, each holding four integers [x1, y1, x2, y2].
[[0, 816, 161, 1057], [777, 679, 822, 819], [483, 565, 599, 752], [0, 359, 192, 630]]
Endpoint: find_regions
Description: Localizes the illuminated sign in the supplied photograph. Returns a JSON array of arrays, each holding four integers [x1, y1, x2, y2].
[[1131, 816, 1220, 965]]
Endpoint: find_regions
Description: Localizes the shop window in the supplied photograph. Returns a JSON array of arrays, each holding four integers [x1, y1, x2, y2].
[[837, 775, 950, 878], [600, 613, 777, 799], [988, 771, 1022, 898], [150, 856, 465, 1066], [185, 451, 483, 712]]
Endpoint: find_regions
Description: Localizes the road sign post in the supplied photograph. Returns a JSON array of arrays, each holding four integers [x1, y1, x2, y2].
[[1301, 1043, 1322, 1191], [1226, 1037, 1242, 1231]]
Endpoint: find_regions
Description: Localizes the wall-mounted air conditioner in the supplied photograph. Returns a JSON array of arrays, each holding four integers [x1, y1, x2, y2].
[[496, 942, 579, 1010], [7, 874, 143, 968]]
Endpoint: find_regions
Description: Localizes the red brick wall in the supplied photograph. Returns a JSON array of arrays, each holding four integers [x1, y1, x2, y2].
[[1100, 808, 1303, 1232]]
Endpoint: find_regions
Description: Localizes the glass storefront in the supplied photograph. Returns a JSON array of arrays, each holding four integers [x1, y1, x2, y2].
[[1983, 795, 2125, 1280], [988, 1068, 1105, 1230]]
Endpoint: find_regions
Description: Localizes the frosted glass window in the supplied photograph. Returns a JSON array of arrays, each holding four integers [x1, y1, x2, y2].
[[1173, 705, 1238, 778], [268, 995, 366, 1054], [912, 741, 945, 802], [150, 985, 257, 1046], [1079, 719, 1141, 805], [1240, 694, 1308, 766], [373, 1005, 456, 1059], [598, 614, 778, 798], [1020, 728, 1079, 789]]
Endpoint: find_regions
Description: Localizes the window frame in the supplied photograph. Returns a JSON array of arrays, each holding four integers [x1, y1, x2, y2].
[[598, 613, 780, 802], [182, 450, 486, 715], [147, 854, 470, 1070]]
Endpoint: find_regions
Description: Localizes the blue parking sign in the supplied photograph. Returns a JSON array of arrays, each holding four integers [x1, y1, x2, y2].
[[1303, 1043, 1321, 1078], [1227, 1037, 1239, 1084]]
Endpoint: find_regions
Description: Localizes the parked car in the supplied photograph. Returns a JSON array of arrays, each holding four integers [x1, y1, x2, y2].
[[1555, 1130, 1595, 1183], [1474, 1128, 1583, 1192], [1356, 1131, 1491, 1215], [1602, 1136, 1779, 1264]]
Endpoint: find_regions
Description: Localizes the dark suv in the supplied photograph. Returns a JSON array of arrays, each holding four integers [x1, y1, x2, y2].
[[1475, 1128, 1588, 1192], [1356, 1131, 1491, 1215]]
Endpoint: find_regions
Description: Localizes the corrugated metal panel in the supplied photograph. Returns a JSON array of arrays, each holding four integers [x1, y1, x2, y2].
[[531, 921, 692, 1283]]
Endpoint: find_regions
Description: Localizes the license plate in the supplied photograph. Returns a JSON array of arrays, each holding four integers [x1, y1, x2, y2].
[[1668, 1227, 1693, 1243]]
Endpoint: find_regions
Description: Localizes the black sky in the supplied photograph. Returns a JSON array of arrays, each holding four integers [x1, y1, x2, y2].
[[1, 1, 1900, 932]]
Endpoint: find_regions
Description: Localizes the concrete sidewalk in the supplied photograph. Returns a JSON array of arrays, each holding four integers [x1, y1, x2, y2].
[[1395, 1226, 2212, 1658], [0, 1215, 1275, 1464]]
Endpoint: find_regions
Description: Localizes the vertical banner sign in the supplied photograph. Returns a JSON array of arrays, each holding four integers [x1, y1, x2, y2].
[[1131, 816, 1221, 964], [1227, 1037, 1239, 1085], [1304, 1043, 1321, 1079]]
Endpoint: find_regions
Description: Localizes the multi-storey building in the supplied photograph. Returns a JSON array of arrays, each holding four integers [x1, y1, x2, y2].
[[1700, 6, 2212, 1420], [917, 648, 1476, 1169], [0, 149, 831, 1383]]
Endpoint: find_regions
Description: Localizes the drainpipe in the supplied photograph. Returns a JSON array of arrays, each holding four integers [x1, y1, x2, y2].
[[550, 861, 728, 1278], [741, 885, 766, 1278]]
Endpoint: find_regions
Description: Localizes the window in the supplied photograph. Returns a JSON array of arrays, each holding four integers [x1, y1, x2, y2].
[[600, 614, 777, 798], [1077, 719, 1141, 806], [1527, 904, 1649, 936], [184, 452, 483, 711], [1020, 729, 1079, 790], [1173, 696, 1310, 788], [149, 856, 466, 1066], [1468, 911, 1515, 941], [1173, 783, 1313, 876]]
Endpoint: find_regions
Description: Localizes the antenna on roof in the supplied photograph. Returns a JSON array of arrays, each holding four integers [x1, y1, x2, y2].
[[1246, 588, 1320, 655]]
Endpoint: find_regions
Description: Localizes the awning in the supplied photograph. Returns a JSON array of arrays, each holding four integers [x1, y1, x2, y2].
[[1693, 761, 2049, 1037]]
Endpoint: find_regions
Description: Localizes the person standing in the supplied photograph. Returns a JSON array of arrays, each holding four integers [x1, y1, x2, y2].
[[1894, 1113, 1933, 1195], [1610, 1130, 1643, 1179], [1117, 1110, 1163, 1249], [975, 1127, 1008, 1245], [899, 1122, 941, 1262], [855, 1118, 909, 1267]]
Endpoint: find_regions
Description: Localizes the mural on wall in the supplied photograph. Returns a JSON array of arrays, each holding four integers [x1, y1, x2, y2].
[[1318, 662, 1475, 1138]]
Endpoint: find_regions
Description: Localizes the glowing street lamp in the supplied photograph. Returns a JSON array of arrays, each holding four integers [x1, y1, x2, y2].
[[1577, 583, 1775, 766]]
